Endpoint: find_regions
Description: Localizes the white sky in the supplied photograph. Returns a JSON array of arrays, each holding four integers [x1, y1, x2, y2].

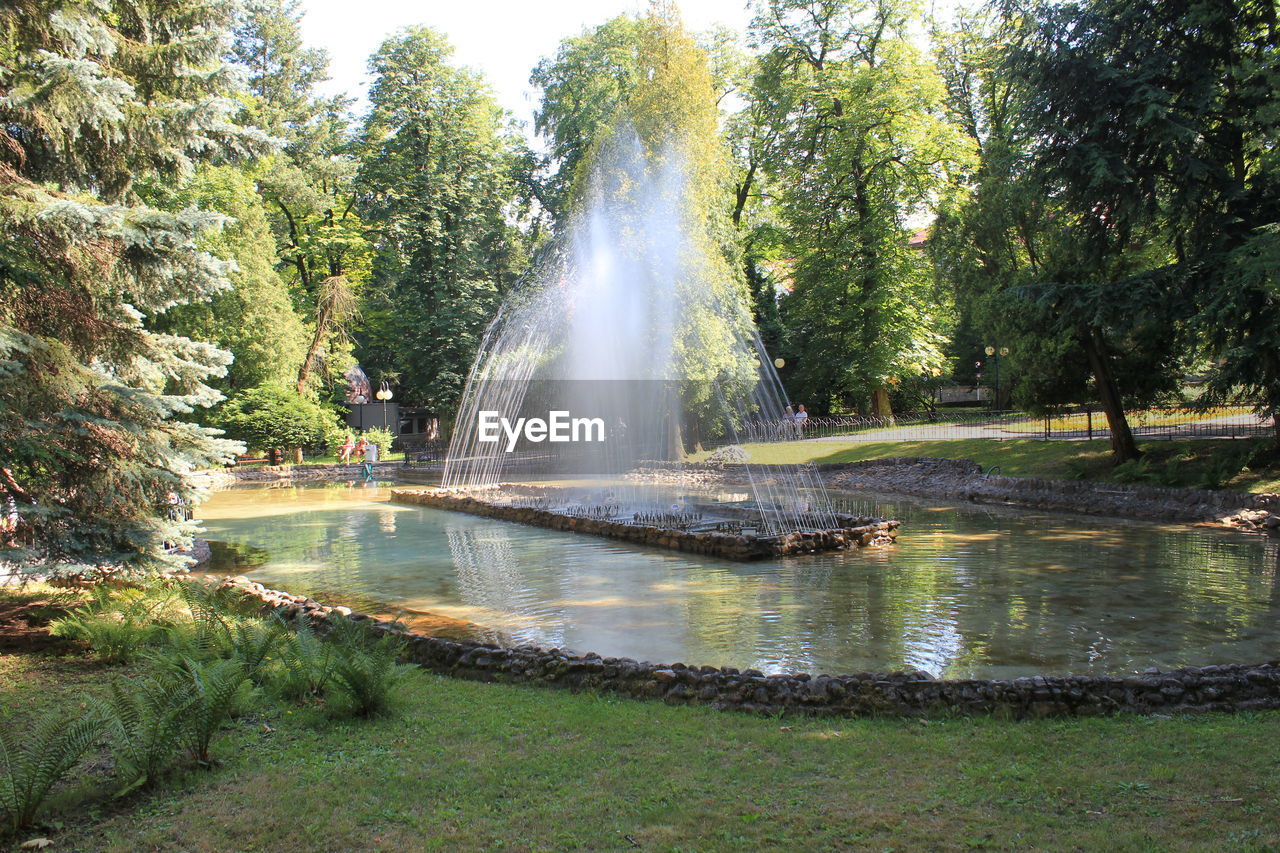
[[298, 0, 757, 134]]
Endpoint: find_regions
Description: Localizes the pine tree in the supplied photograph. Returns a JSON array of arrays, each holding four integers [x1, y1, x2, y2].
[[0, 0, 272, 570]]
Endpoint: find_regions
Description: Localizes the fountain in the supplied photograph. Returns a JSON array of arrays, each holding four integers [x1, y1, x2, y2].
[[392, 48, 899, 558]]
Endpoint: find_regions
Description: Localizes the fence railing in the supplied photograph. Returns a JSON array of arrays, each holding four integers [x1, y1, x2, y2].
[[731, 405, 1273, 444]]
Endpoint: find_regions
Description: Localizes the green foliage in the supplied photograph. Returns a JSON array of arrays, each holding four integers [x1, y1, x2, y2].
[[0, 708, 107, 833], [49, 611, 161, 666], [47, 585, 174, 664], [0, 0, 270, 570], [214, 385, 344, 456], [325, 618, 411, 717], [273, 618, 336, 701], [231, 0, 372, 398], [360, 428, 395, 460], [228, 616, 289, 684], [356, 26, 530, 418], [143, 166, 311, 393], [530, 15, 648, 218], [750, 0, 974, 414], [101, 672, 197, 794], [173, 658, 252, 764]]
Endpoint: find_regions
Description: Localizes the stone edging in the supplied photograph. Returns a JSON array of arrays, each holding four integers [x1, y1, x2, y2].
[[636, 458, 1280, 531], [389, 487, 901, 560], [219, 575, 1280, 719], [191, 461, 408, 490]]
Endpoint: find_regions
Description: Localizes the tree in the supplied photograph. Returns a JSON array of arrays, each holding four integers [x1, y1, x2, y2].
[[143, 165, 309, 392], [751, 0, 974, 415], [993, 0, 1279, 459], [231, 0, 372, 397], [0, 0, 271, 569], [530, 15, 648, 221], [356, 27, 529, 418]]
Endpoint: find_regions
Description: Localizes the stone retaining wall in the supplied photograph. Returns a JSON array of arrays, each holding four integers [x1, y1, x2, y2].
[[219, 575, 1280, 719], [390, 487, 900, 560], [192, 461, 406, 490], [634, 458, 1275, 528]]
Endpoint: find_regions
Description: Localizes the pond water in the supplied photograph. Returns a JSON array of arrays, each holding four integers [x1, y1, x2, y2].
[[196, 482, 1280, 679]]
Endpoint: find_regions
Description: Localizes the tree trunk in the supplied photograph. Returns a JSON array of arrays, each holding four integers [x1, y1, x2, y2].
[[870, 387, 893, 417], [1082, 327, 1141, 463]]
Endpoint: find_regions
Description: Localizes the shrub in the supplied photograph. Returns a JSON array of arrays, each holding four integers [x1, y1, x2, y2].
[[325, 618, 412, 717], [361, 427, 394, 460], [0, 709, 107, 833], [49, 611, 162, 665], [228, 616, 287, 683], [102, 673, 196, 794], [213, 385, 344, 459], [48, 584, 174, 664], [175, 658, 250, 764], [274, 618, 335, 702]]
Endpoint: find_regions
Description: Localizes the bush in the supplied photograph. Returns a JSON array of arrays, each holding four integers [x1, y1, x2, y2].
[[325, 618, 412, 717], [102, 672, 196, 794], [361, 427, 395, 460], [173, 658, 251, 764], [273, 618, 335, 702], [0, 709, 107, 833], [48, 585, 175, 664], [213, 385, 344, 459]]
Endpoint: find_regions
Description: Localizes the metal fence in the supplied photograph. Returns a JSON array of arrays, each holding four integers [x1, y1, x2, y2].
[[743, 405, 1274, 444]]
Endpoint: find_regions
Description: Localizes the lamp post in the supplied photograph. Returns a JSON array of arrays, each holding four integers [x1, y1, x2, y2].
[[376, 381, 393, 430], [984, 345, 1009, 409]]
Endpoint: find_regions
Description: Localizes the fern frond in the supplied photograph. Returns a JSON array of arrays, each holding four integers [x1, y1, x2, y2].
[[0, 709, 107, 832], [179, 658, 249, 764]]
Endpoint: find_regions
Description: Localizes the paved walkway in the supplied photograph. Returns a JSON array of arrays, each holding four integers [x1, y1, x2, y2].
[[803, 411, 1270, 443]]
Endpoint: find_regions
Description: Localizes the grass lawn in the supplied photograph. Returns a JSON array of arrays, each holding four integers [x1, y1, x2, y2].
[[1, 581, 1278, 852], [692, 438, 1280, 494], [4, 647, 1280, 851]]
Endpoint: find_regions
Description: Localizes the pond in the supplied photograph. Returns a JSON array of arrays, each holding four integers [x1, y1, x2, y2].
[[196, 482, 1280, 680]]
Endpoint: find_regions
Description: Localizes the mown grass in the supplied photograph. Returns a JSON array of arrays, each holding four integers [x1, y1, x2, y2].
[[692, 438, 1280, 494], [4, 631, 1280, 851]]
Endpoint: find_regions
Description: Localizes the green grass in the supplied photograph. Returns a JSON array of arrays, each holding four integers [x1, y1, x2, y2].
[[692, 438, 1280, 493], [4, 639, 1280, 851]]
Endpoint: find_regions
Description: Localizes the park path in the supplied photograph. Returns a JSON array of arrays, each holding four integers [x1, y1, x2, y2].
[[801, 410, 1268, 443]]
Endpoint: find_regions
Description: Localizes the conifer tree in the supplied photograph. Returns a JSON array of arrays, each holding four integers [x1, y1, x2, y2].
[[0, 0, 271, 570]]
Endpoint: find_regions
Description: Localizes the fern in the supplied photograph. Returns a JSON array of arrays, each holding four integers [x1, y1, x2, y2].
[[47, 583, 175, 664], [177, 658, 249, 764], [228, 616, 287, 683], [325, 619, 411, 717], [274, 618, 335, 701], [102, 674, 197, 794], [0, 709, 107, 833], [48, 611, 161, 664]]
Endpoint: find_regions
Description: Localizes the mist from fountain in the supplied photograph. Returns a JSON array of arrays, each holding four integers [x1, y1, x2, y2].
[[443, 123, 838, 534]]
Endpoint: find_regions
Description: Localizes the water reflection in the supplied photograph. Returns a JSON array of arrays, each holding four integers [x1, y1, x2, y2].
[[197, 483, 1280, 679]]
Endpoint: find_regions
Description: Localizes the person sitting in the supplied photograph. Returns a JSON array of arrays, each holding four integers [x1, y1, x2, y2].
[[794, 404, 809, 435], [339, 434, 355, 464]]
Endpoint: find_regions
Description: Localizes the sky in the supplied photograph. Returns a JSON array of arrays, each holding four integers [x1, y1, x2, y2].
[[298, 0, 757, 133]]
